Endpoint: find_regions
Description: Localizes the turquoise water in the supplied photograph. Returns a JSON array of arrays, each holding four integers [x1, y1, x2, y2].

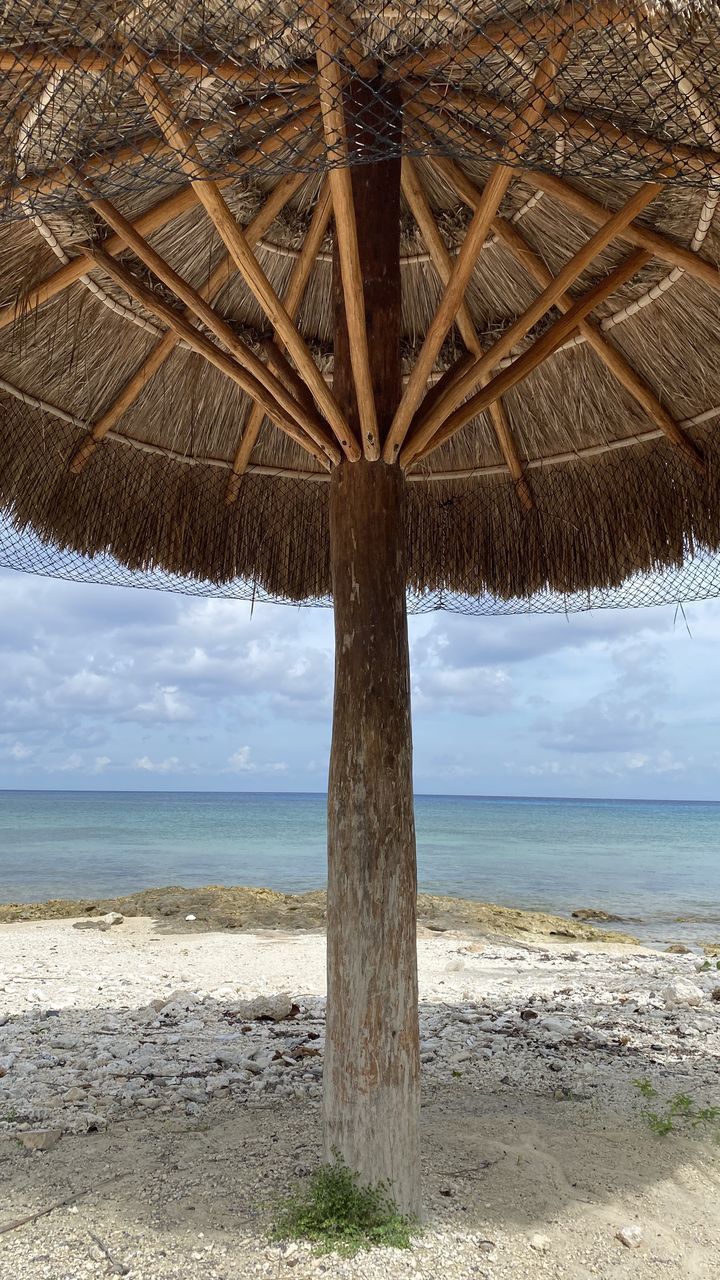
[[1, 790, 719, 946]]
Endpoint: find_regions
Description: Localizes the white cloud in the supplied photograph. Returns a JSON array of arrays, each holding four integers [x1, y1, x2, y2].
[[132, 685, 193, 723], [8, 742, 32, 760], [134, 755, 181, 774], [227, 746, 288, 775], [51, 752, 84, 772], [228, 746, 255, 773]]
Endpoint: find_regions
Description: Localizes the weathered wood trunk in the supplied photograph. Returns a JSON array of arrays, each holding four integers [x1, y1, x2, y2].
[[324, 81, 421, 1217]]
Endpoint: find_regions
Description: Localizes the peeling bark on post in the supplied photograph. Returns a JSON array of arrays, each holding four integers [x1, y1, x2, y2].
[[324, 80, 421, 1218]]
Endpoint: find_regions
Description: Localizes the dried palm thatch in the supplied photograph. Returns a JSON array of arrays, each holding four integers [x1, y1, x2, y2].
[[0, 0, 719, 607]]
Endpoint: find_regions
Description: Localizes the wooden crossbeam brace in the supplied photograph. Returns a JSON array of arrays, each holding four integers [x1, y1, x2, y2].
[[226, 182, 334, 503], [405, 83, 720, 183], [69, 170, 309, 472], [429, 151, 720, 299], [382, 33, 573, 463], [311, 0, 380, 459], [78, 245, 334, 468], [492, 216, 705, 469], [427, 154, 705, 471], [0, 46, 311, 87], [125, 44, 358, 461], [72, 178, 339, 464], [0, 99, 321, 334], [406, 249, 659, 462], [402, 181, 662, 465], [400, 158, 533, 510], [3, 88, 318, 209], [387, 0, 627, 81]]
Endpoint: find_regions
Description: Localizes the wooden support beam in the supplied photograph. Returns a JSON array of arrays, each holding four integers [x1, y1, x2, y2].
[[407, 249, 654, 464], [77, 245, 335, 468], [430, 150, 720, 300], [492, 215, 705, 469], [70, 170, 308, 472], [383, 35, 572, 463], [402, 180, 662, 464], [0, 99, 320, 333], [0, 45, 311, 86], [72, 180, 337, 458], [126, 46, 358, 461], [226, 183, 333, 502], [400, 158, 533, 510], [4, 88, 317, 208], [405, 82, 720, 183], [387, 0, 627, 81], [324, 98, 419, 1214], [312, 1, 380, 459], [528, 170, 720, 295]]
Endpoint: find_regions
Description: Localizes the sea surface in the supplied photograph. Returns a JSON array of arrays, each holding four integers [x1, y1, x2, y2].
[[1, 790, 719, 947]]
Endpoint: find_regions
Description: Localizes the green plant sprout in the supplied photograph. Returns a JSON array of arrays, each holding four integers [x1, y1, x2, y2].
[[271, 1158, 418, 1256]]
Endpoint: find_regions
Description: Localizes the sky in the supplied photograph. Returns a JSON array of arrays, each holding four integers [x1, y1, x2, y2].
[[1, 565, 720, 800]]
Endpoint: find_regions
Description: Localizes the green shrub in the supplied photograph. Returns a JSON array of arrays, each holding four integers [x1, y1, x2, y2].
[[271, 1158, 417, 1256], [633, 1079, 720, 1138]]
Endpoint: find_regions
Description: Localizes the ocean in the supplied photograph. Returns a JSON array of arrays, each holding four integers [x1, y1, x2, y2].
[[1, 790, 719, 947]]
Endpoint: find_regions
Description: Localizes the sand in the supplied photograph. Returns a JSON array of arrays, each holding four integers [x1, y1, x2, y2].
[[1, 913, 719, 1280]]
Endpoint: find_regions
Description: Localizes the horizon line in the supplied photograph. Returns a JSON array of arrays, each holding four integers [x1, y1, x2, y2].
[[1, 787, 719, 806]]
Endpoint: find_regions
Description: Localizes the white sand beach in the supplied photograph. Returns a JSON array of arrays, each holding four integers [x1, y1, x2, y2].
[[1, 916, 719, 1280]]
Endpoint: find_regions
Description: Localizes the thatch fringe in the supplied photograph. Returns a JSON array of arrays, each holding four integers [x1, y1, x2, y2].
[[2, 393, 719, 600]]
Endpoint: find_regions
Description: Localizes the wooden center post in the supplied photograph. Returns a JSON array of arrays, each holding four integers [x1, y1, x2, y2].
[[324, 78, 421, 1216]]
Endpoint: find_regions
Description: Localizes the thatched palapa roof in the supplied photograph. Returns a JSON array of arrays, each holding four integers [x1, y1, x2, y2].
[[1, 0, 720, 601]]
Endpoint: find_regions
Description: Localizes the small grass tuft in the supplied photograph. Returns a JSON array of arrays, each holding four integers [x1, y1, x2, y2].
[[633, 1079, 720, 1139], [271, 1158, 417, 1256]]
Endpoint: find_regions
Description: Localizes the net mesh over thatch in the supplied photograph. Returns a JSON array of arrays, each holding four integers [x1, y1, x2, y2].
[[1, 1, 720, 610]]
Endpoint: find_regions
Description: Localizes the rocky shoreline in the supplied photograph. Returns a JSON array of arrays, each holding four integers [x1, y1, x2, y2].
[[0, 884, 638, 943]]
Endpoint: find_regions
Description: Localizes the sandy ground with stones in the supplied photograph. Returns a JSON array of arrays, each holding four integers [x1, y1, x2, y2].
[[1, 915, 719, 1280]]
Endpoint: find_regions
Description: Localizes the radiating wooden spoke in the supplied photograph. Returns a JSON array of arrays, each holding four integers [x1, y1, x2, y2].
[[0, 100, 320, 335], [78, 245, 335, 468], [402, 181, 663, 465], [387, 0, 625, 81], [405, 83, 720, 184], [407, 249, 655, 464], [74, 179, 339, 463], [0, 45, 313, 85], [125, 45, 357, 461], [3, 88, 318, 209], [424, 153, 705, 471], [492, 215, 704, 470], [311, 0, 379, 459], [70, 170, 309, 473], [227, 182, 333, 503], [429, 151, 720, 298], [401, 158, 533, 510], [383, 34, 573, 462]]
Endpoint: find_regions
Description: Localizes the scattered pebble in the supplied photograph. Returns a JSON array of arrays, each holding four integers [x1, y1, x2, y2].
[[663, 979, 705, 1008], [617, 1223, 644, 1248], [18, 1128, 63, 1152]]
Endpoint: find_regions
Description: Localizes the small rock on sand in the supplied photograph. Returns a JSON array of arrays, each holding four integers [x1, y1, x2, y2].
[[572, 908, 622, 922], [663, 979, 704, 1008], [73, 912, 124, 932], [616, 1224, 643, 1249], [19, 1129, 63, 1153]]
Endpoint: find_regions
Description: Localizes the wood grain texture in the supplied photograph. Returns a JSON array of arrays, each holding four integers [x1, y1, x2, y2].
[[326, 460, 420, 1217]]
